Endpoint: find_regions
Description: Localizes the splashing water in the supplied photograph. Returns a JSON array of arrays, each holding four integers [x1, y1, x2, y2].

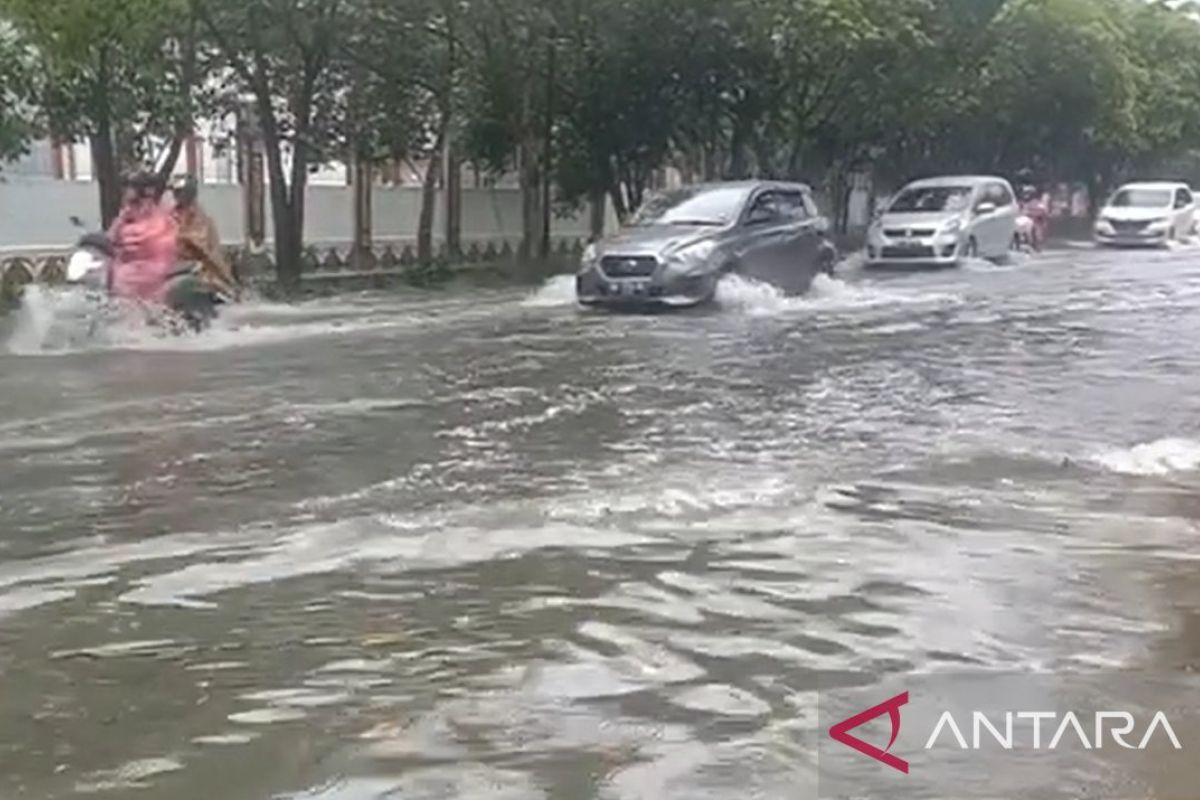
[[3, 285, 396, 357], [519, 269, 961, 317], [715, 273, 960, 317], [1094, 438, 1200, 476], [521, 274, 578, 308]]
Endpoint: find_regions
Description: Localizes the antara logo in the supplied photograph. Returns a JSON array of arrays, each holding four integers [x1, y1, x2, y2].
[[829, 691, 910, 774], [829, 692, 1182, 774]]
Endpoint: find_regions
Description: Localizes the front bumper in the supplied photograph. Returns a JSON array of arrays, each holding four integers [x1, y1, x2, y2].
[[1094, 226, 1169, 247], [575, 267, 717, 308], [865, 235, 964, 266]]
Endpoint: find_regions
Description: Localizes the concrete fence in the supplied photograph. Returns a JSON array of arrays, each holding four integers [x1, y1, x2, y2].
[[0, 178, 603, 300], [0, 178, 597, 253]]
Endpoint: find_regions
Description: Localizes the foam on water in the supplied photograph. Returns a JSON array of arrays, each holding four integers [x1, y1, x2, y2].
[[1094, 437, 1200, 476], [715, 273, 959, 317], [521, 274, 578, 307], [4, 286, 396, 356]]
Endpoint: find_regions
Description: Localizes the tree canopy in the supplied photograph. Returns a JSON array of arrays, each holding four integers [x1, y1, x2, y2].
[[5, 0, 1200, 262]]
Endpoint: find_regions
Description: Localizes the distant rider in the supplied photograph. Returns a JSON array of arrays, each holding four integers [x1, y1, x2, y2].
[[107, 171, 179, 303], [1019, 185, 1050, 251]]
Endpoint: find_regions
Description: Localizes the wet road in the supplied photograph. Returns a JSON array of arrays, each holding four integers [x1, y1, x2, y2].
[[2, 246, 1200, 798]]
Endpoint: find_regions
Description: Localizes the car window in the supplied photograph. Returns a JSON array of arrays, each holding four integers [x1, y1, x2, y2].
[[777, 191, 810, 221], [889, 185, 972, 213], [993, 183, 1015, 206], [1110, 188, 1172, 208], [1175, 188, 1192, 209], [746, 191, 783, 223], [630, 185, 753, 227]]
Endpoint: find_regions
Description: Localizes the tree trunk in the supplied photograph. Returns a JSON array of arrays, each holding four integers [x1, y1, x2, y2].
[[259, 112, 299, 290], [92, 49, 121, 229], [445, 134, 462, 261], [519, 134, 544, 261], [728, 118, 749, 179], [540, 33, 555, 261], [608, 183, 628, 225], [418, 118, 448, 266], [588, 189, 606, 240], [352, 154, 373, 269], [92, 134, 121, 231]]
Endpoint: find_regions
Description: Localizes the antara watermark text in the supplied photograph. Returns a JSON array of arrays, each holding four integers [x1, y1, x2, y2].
[[924, 710, 1182, 751]]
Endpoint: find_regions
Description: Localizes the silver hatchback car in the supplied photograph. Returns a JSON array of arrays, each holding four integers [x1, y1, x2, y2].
[[866, 175, 1020, 267], [576, 181, 838, 309]]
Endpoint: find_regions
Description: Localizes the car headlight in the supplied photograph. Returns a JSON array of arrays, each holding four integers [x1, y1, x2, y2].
[[1096, 219, 1115, 234], [666, 240, 717, 273], [938, 218, 962, 236], [1147, 218, 1170, 230]]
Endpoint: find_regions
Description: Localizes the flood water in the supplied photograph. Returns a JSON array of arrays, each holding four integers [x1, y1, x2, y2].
[[2, 247, 1200, 798]]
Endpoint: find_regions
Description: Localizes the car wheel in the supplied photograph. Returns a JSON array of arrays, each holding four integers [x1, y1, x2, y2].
[[818, 247, 837, 277]]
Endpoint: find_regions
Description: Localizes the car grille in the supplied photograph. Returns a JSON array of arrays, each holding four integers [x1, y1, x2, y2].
[[600, 255, 657, 278], [884, 228, 935, 238], [1110, 220, 1149, 233], [881, 245, 936, 259]]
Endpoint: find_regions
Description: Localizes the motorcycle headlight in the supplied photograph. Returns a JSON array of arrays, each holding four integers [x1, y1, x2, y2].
[[666, 240, 716, 273], [67, 249, 104, 282]]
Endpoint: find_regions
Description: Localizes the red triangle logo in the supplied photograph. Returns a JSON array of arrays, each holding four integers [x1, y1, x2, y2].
[[828, 691, 909, 774]]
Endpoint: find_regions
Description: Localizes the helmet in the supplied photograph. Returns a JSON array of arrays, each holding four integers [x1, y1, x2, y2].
[[123, 170, 166, 200]]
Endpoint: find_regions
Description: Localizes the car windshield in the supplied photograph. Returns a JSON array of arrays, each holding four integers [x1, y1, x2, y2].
[[1109, 189, 1171, 209], [888, 186, 972, 213], [630, 186, 749, 226]]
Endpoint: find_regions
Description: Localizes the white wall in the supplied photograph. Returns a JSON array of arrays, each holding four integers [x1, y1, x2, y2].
[[0, 178, 594, 253]]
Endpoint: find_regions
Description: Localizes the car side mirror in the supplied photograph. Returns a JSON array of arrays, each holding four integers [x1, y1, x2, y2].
[[975, 201, 997, 216]]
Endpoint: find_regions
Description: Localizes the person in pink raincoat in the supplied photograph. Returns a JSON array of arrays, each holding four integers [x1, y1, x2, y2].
[[107, 171, 179, 304]]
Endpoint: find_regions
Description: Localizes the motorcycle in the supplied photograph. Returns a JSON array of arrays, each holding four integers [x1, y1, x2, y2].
[[65, 216, 226, 334]]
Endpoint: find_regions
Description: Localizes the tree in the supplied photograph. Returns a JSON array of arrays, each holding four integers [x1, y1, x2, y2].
[[0, 21, 40, 165], [1, 0, 205, 226], [194, 0, 348, 291], [460, 0, 559, 259]]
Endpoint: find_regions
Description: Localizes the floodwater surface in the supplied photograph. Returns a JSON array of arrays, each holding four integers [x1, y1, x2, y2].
[[2, 247, 1200, 798]]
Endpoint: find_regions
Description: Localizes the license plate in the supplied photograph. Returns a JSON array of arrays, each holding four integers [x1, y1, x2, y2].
[[609, 281, 648, 295]]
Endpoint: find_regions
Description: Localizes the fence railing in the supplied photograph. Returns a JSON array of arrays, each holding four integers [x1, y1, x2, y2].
[[0, 235, 590, 305]]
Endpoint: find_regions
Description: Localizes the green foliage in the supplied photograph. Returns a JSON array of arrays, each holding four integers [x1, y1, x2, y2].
[[0, 23, 39, 164], [1, 0, 202, 165], [6, 0, 1200, 232]]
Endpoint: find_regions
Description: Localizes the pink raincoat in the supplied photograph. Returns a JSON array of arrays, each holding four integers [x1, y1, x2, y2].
[[108, 201, 179, 303]]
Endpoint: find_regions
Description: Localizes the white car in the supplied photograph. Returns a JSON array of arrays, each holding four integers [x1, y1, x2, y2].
[[1094, 182, 1195, 247], [866, 175, 1020, 267]]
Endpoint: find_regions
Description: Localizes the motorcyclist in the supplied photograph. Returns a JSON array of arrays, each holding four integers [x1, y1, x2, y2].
[[172, 175, 238, 299], [1019, 184, 1050, 251], [107, 171, 178, 304]]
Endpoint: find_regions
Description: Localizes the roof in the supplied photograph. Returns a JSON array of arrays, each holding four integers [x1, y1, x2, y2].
[[689, 179, 814, 193], [1116, 181, 1189, 190], [904, 175, 1007, 188]]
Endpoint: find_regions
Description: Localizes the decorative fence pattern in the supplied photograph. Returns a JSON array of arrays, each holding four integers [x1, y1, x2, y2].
[[0, 236, 588, 305]]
